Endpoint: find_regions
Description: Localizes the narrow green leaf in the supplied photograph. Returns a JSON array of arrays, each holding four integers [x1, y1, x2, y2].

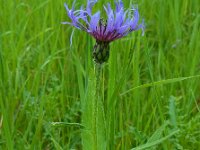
[[131, 130, 179, 150], [121, 75, 200, 96]]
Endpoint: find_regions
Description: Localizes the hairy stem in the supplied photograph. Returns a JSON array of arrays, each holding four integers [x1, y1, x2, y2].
[[94, 63, 106, 150]]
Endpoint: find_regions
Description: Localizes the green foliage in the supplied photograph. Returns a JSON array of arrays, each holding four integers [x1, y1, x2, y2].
[[0, 0, 200, 149]]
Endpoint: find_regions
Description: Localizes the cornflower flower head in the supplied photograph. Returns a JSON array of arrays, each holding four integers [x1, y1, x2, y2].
[[63, 0, 144, 64]]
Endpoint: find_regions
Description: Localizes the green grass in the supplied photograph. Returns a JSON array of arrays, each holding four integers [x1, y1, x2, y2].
[[0, 0, 200, 149]]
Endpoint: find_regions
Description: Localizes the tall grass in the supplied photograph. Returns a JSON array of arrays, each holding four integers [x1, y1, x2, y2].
[[0, 0, 200, 149]]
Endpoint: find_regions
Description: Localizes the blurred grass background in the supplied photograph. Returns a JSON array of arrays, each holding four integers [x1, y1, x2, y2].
[[0, 0, 200, 149]]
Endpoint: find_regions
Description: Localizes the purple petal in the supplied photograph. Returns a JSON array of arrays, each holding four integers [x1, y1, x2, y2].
[[122, 10, 128, 22], [76, 10, 90, 25], [72, 0, 77, 10], [89, 11, 100, 32], [114, 9, 124, 29], [64, 3, 69, 12], [117, 25, 129, 34], [130, 7, 139, 30], [87, 0, 98, 15], [104, 3, 114, 33], [133, 19, 145, 35], [64, 3, 77, 24], [115, 0, 124, 12]]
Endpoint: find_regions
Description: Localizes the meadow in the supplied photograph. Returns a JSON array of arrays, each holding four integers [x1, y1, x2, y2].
[[0, 0, 200, 149]]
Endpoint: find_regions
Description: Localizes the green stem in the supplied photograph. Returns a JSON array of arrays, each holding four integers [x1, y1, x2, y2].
[[94, 64, 106, 150], [95, 64, 102, 100], [94, 63, 101, 150]]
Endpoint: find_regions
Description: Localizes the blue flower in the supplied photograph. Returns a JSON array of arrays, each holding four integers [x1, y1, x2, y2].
[[63, 0, 145, 64]]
